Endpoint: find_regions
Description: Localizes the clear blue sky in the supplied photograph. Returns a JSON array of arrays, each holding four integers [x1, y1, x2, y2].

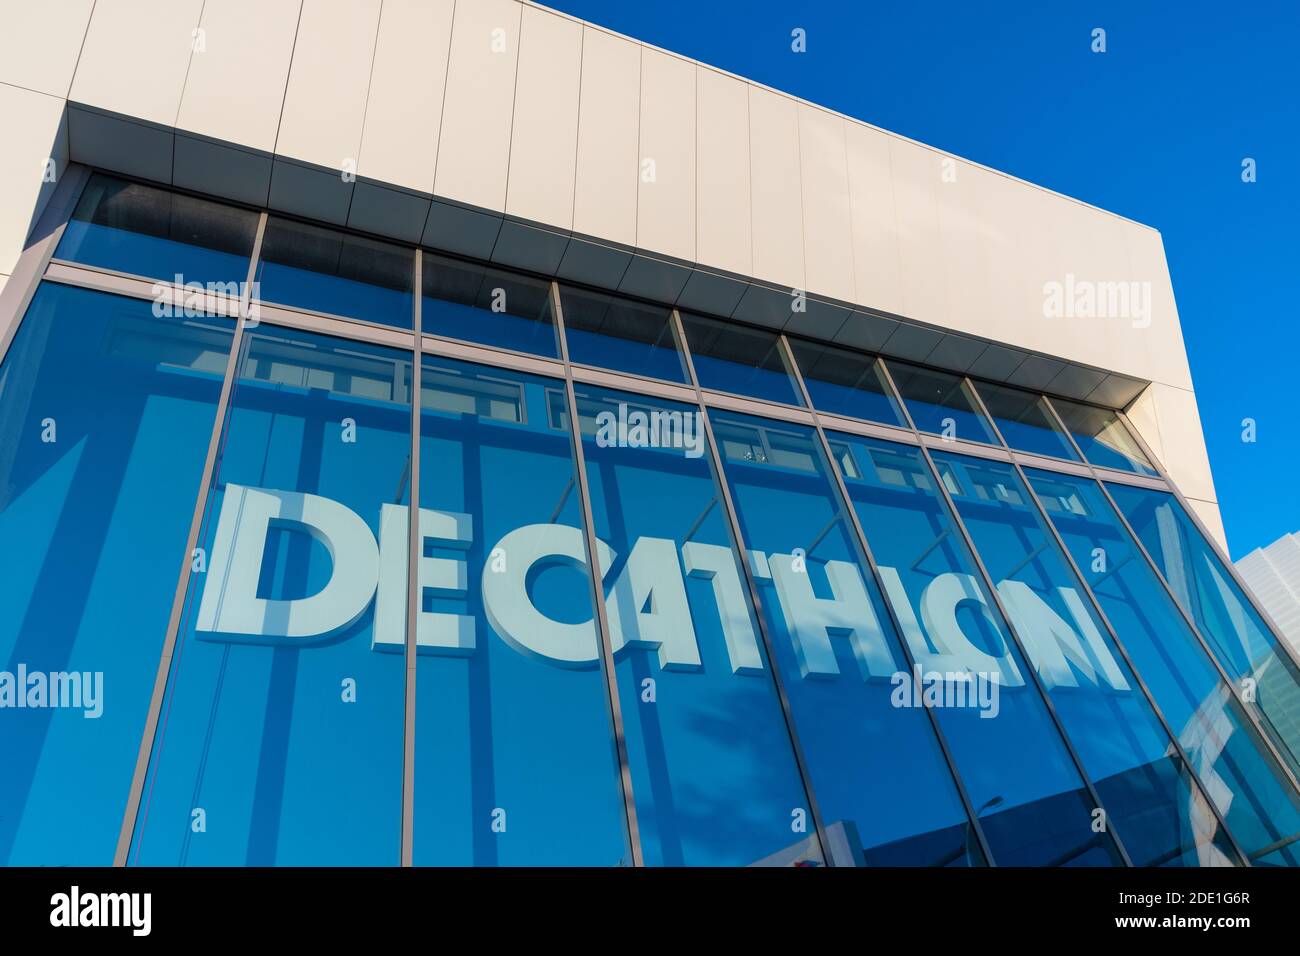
[[544, 0, 1298, 560]]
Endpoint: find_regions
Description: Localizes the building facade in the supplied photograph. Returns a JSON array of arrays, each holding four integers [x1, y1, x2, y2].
[[1, 0, 1298, 868], [1240, 534, 1300, 657]]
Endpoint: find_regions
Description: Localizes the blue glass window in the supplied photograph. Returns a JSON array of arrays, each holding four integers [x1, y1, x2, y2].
[[255, 217, 414, 328], [831, 434, 1121, 865], [559, 286, 687, 383], [786, 338, 904, 426], [679, 314, 803, 406], [1026, 469, 1300, 864], [933, 453, 1240, 866], [886, 362, 998, 444], [413, 359, 629, 865], [972, 381, 1080, 460], [56, 174, 257, 285], [710, 411, 981, 865], [1109, 483, 1300, 777], [1049, 398, 1157, 475], [421, 253, 559, 359], [575, 388, 819, 865], [0, 283, 234, 865], [129, 327, 411, 864]]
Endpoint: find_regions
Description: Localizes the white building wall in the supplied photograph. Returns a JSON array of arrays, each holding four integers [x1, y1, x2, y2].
[[0, 0, 1223, 544], [1238, 534, 1300, 655]]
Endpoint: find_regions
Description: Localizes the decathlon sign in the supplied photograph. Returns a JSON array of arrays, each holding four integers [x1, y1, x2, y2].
[[195, 485, 1131, 693]]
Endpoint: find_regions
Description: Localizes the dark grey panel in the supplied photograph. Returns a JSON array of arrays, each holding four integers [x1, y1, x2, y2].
[[268, 158, 355, 226], [833, 310, 899, 351], [173, 133, 272, 207], [422, 198, 503, 261], [67, 105, 174, 185], [491, 219, 570, 274], [676, 268, 747, 317], [347, 180, 432, 244], [619, 253, 692, 303], [556, 235, 632, 289]]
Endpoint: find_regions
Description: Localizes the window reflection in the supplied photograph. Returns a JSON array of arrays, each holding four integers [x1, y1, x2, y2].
[[1049, 398, 1157, 475], [831, 434, 1122, 866], [788, 339, 903, 425], [559, 286, 687, 383], [56, 173, 258, 284], [131, 327, 411, 865], [935, 453, 1240, 866], [680, 314, 803, 406], [1109, 484, 1300, 779], [886, 362, 998, 445], [0, 284, 234, 865], [973, 381, 1079, 460], [1026, 469, 1300, 865], [422, 253, 558, 358]]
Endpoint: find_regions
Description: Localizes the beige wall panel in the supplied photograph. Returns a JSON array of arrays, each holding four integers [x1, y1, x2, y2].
[[798, 106, 855, 304], [637, 49, 695, 261], [177, 0, 302, 154], [0, 0, 95, 97], [357, 0, 454, 194], [275, 0, 381, 170], [0, 85, 66, 274], [696, 68, 751, 277], [573, 27, 640, 247], [506, 7, 582, 228], [748, 86, 804, 292], [888, 136, 946, 329], [1186, 497, 1229, 554], [1150, 382, 1217, 503], [69, 0, 204, 126], [1126, 224, 1193, 389], [844, 122, 902, 316], [1125, 385, 1167, 469], [435, 0, 522, 211]]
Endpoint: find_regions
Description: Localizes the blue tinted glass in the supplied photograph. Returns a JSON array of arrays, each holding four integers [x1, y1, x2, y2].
[[1049, 398, 1157, 475], [559, 286, 687, 383], [56, 174, 257, 284], [413, 359, 628, 865], [680, 314, 803, 406], [787, 339, 904, 426], [973, 381, 1079, 460], [1026, 469, 1300, 864], [130, 327, 410, 865], [831, 435, 1121, 866], [0, 283, 234, 865], [886, 362, 998, 444], [710, 412, 981, 866], [934, 453, 1240, 866], [255, 217, 413, 328], [1109, 483, 1300, 777], [576, 389, 820, 866], [421, 253, 558, 358]]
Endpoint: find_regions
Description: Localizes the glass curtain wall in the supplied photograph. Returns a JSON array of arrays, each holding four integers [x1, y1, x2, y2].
[[3, 172, 1297, 867]]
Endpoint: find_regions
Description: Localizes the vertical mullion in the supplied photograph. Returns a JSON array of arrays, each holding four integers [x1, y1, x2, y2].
[[1009, 457, 1251, 866], [401, 252, 422, 866], [1041, 394, 1096, 472], [551, 281, 644, 867], [1114, 408, 1300, 677], [676, 314, 832, 865], [780, 335, 998, 867], [1093, 478, 1300, 800], [113, 211, 268, 866]]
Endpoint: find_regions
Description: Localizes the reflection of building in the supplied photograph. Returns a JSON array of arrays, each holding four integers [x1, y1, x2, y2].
[[2, 1, 1300, 870], [1239, 533, 1300, 655]]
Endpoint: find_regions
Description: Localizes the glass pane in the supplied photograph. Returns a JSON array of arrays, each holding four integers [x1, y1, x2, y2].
[[679, 314, 803, 406], [831, 434, 1121, 866], [413, 358, 628, 865], [886, 362, 998, 444], [255, 217, 413, 328], [933, 452, 1239, 866], [130, 327, 411, 865], [710, 411, 981, 866], [421, 253, 558, 359], [0, 283, 234, 865], [559, 286, 686, 383], [972, 381, 1079, 460], [786, 339, 903, 425], [1049, 398, 1157, 475], [1025, 469, 1300, 864], [1109, 483, 1300, 777], [573, 388, 820, 865], [56, 174, 257, 284]]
